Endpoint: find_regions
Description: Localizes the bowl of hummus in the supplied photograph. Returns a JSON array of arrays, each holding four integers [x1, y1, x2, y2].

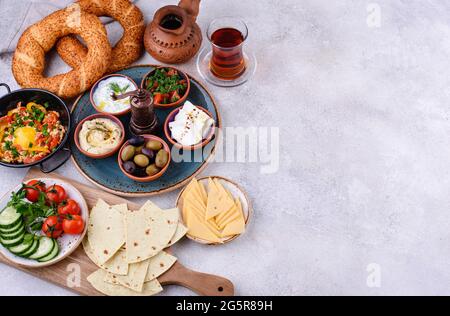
[[164, 101, 216, 151], [74, 113, 125, 159]]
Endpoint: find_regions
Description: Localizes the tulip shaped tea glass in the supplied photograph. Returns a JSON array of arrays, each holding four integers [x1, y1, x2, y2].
[[197, 17, 256, 87]]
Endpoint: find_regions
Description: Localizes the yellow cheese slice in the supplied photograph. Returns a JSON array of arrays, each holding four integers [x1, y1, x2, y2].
[[189, 190, 206, 208], [208, 177, 217, 193], [185, 208, 222, 243], [201, 217, 222, 237], [207, 218, 221, 231], [205, 179, 235, 220], [215, 179, 237, 204], [198, 181, 208, 204], [183, 200, 221, 236], [181, 203, 193, 223], [216, 197, 242, 225], [221, 216, 245, 237], [182, 179, 206, 207], [213, 178, 232, 199], [215, 197, 238, 223], [216, 204, 237, 226], [214, 178, 236, 213], [183, 199, 205, 220], [218, 210, 240, 230], [218, 199, 244, 229], [186, 205, 222, 237], [192, 178, 208, 205], [184, 192, 206, 212], [182, 180, 206, 215], [181, 200, 188, 221]]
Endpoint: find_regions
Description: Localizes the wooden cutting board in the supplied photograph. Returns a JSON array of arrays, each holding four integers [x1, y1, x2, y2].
[[0, 168, 234, 296]]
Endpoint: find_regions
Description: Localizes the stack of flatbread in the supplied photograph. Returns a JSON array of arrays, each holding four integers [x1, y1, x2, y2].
[[181, 178, 246, 244], [84, 199, 188, 296]]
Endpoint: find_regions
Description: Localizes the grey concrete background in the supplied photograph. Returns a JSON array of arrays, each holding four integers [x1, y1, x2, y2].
[[1, 0, 450, 295]]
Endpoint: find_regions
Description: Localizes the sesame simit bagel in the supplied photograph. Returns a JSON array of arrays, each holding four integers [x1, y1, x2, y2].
[[56, 0, 145, 73], [12, 5, 112, 99]]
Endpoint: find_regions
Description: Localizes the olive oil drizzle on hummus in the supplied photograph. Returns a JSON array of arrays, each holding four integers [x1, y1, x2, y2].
[[87, 123, 115, 143], [79, 118, 122, 155]]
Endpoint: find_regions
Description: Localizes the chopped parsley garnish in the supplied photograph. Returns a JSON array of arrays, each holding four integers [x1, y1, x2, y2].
[[33, 109, 45, 122], [11, 146, 19, 158], [4, 141, 12, 151], [42, 124, 49, 136]]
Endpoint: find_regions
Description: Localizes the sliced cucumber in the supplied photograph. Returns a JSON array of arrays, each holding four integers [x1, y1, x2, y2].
[[20, 238, 39, 258], [8, 238, 34, 255], [0, 207, 22, 229], [28, 237, 54, 260], [0, 225, 25, 240], [0, 232, 24, 247], [0, 220, 24, 234], [38, 239, 59, 262]]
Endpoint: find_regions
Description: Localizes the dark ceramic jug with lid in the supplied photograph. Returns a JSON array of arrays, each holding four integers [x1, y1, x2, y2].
[[144, 0, 202, 64]]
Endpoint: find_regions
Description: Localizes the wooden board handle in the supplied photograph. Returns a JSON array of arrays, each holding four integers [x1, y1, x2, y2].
[[159, 261, 234, 296]]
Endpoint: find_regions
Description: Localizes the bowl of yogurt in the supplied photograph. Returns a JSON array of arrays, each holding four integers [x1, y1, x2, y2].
[[164, 101, 216, 151], [90, 74, 138, 116]]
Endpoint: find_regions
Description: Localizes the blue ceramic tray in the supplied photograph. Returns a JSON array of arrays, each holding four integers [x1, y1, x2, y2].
[[70, 65, 221, 197]]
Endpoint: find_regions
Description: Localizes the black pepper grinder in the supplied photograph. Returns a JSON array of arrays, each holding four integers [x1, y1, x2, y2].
[[128, 89, 159, 136]]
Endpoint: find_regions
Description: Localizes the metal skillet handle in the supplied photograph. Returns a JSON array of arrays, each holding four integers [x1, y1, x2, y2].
[[39, 147, 71, 173], [0, 83, 11, 96]]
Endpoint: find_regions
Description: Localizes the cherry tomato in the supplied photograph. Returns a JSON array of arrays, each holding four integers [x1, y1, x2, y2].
[[27, 179, 46, 191], [42, 216, 63, 238], [46, 185, 67, 204], [58, 199, 81, 216], [153, 93, 164, 104], [62, 215, 84, 235], [24, 180, 46, 202]]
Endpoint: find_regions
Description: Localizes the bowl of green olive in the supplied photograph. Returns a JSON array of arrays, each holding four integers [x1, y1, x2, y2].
[[117, 135, 171, 182]]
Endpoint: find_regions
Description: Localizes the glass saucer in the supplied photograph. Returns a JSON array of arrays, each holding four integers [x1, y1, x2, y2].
[[196, 47, 257, 87]]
